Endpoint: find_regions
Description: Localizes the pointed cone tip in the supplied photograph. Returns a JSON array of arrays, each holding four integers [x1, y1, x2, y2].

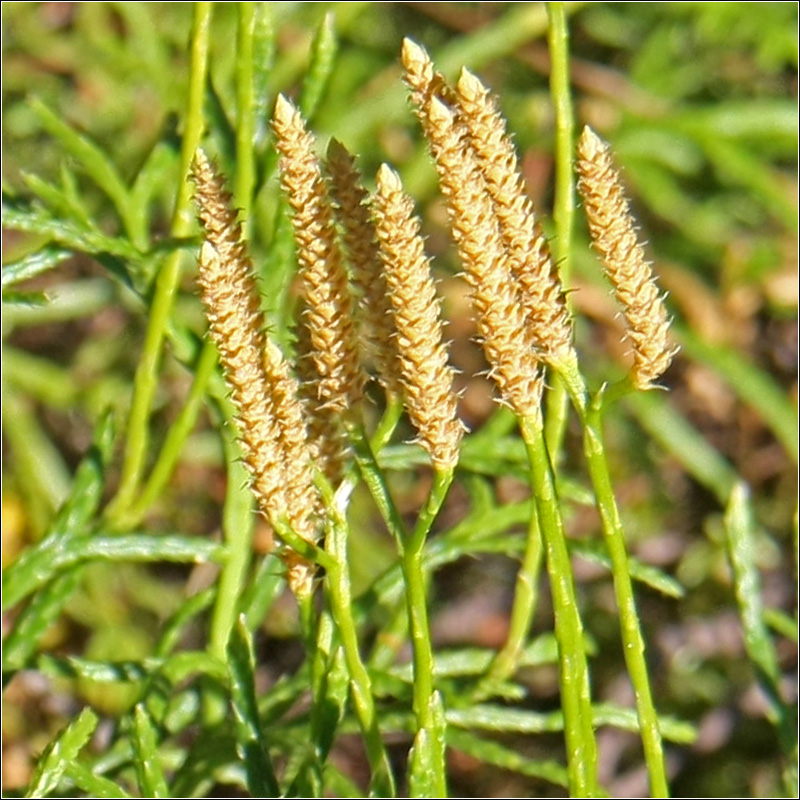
[[401, 37, 428, 68], [191, 147, 214, 182], [457, 67, 481, 90], [376, 163, 401, 190], [326, 137, 347, 160], [578, 125, 606, 158], [273, 93, 295, 123], [427, 94, 452, 123]]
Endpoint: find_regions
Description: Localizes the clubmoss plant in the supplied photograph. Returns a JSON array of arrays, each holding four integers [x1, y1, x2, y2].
[[577, 125, 677, 391], [10, 5, 794, 800], [326, 137, 402, 399], [272, 94, 365, 419], [372, 163, 463, 470], [454, 67, 575, 367], [188, 33, 681, 800], [191, 148, 319, 595]]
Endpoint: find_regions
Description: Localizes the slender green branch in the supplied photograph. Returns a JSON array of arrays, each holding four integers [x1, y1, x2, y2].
[[123, 340, 218, 526], [520, 413, 599, 797], [335, 394, 405, 513], [108, 2, 212, 520], [546, 2, 575, 279], [407, 467, 454, 556], [370, 393, 406, 453], [402, 468, 453, 798], [584, 391, 669, 796], [346, 420, 409, 547], [544, 1, 576, 461], [347, 419, 452, 795], [473, 502, 544, 700], [323, 481, 397, 797], [556, 362, 669, 795], [271, 517, 333, 573], [208, 424, 255, 661], [235, 2, 256, 236], [291, 590, 326, 797]]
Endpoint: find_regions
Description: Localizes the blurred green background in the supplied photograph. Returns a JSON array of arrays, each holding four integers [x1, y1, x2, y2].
[[2, 3, 797, 796]]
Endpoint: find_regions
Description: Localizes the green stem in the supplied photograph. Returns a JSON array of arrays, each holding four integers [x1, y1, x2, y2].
[[347, 419, 451, 795], [108, 2, 212, 520], [323, 486, 396, 797], [546, 2, 575, 280], [368, 592, 411, 671], [474, 502, 544, 699], [544, 375, 570, 465], [584, 392, 669, 797], [288, 590, 326, 797], [346, 420, 409, 547], [335, 394, 405, 515], [208, 424, 255, 661], [402, 468, 453, 798], [557, 359, 669, 795], [544, 2, 576, 460], [123, 340, 218, 526], [235, 2, 256, 236], [371, 393, 405, 453], [520, 414, 599, 797]]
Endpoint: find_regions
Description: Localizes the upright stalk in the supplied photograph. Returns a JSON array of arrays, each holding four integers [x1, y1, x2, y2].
[[235, 2, 256, 237], [520, 414, 599, 798], [347, 421, 451, 796], [544, 1, 575, 459], [402, 468, 453, 798], [208, 425, 255, 660], [292, 590, 327, 797], [546, 2, 575, 282], [556, 361, 669, 795], [584, 393, 669, 796]]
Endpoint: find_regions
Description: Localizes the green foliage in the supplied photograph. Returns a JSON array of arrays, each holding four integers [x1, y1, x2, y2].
[[2, 3, 795, 798]]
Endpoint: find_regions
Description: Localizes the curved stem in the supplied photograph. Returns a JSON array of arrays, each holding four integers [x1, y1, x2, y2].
[[109, 2, 212, 520], [324, 488, 396, 797], [371, 393, 405, 453], [123, 340, 218, 526], [474, 503, 543, 700]]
